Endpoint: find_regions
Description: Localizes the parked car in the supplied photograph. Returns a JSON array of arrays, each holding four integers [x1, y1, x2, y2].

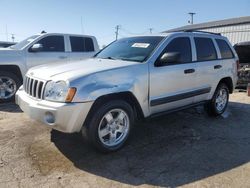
[[0, 41, 16, 48], [16, 31, 238, 152], [234, 41, 250, 88], [0, 32, 99, 102]]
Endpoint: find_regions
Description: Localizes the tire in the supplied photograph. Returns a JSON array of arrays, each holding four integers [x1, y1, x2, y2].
[[0, 71, 22, 103], [82, 100, 134, 153], [205, 83, 229, 116]]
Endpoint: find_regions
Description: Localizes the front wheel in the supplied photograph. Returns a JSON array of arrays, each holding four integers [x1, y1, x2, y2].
[[0, 71, 22, 103], [82, 100, 134, 152], [205, 83, 229, 116]]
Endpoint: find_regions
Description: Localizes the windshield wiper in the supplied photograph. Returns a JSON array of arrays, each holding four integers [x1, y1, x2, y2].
[[101, 56, 118, 60]]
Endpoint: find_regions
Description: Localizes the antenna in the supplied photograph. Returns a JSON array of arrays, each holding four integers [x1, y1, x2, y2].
[[81, 16, 84, 34]]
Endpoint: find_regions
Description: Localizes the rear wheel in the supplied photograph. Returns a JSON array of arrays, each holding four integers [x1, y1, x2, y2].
[[0, 71, 22, 103], [82, 100, 134, 152], [205, 83, 229, 116]]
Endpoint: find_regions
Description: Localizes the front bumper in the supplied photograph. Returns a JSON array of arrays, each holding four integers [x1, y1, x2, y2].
[[16, 89, 93, 133]]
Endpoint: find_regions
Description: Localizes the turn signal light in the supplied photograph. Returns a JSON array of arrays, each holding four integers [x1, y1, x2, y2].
[[66, 88, 77, 102]]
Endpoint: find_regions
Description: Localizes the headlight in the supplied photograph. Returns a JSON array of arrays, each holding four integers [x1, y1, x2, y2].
[[44, 81, 76, 102]]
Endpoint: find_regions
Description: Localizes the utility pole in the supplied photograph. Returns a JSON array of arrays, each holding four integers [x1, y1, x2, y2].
[[115, 25, 121, 40], [5, 25, 8, 41], [149, 28, 153, 34], [188, 12, 196, 24], [11, 34, 15, 42], [81, 16, 84, 34]]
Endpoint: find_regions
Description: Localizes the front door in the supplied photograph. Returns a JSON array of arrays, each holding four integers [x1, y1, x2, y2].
[[149, 36, 198, 115], [26, 35, 69, 70]]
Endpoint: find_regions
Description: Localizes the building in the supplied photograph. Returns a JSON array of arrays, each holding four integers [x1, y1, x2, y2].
[[165, 16, 250, 45], [0, 41, 16, 48]]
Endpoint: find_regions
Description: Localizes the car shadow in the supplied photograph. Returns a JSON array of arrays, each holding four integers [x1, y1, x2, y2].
[[0, 102, 22, 113], [51, 102, 250, 187]]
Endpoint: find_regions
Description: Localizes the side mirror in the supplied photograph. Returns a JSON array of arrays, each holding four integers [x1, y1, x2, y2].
[[30, 43, 43, 52], [156, 52, 181, 66]]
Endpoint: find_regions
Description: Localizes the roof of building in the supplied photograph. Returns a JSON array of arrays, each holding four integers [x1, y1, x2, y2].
[[165, 16, 250, 32]]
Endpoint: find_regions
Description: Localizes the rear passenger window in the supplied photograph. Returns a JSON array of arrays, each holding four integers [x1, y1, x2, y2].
[[163, 37, 192, 63], [216, 39, 234, 59], [195, 37, 217, 61], [70, 36, 95, 52]]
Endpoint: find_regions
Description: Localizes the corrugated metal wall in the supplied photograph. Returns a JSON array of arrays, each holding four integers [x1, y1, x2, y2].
[[200, 23, 250, 45]]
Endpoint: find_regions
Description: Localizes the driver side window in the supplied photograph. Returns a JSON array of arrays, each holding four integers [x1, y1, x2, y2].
[[33, 36, 65, 52], [161, 37, 192, 64]]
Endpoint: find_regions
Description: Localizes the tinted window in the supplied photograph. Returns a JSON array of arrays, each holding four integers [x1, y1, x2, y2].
[[163, 37, 192, 63], [195, 37, 217, 61], [216, 39, 234, 59], [36, 36, 65, 52], [96, 36, 164, 62], [70, 36, 94, 52]]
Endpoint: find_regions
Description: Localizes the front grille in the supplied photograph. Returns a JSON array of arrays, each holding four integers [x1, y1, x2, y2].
[[24, 76, 46, 99]]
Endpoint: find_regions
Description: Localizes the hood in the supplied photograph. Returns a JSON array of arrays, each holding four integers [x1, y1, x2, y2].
[[27, 58, 139, 81]]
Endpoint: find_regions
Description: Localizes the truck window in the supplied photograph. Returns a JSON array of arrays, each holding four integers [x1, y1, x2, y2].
[[36, 36, 65, 52], [195, 37, 217, 61], [216, 39, 234, 59], [70, 36, 94, 52], [162, 37, 192, 63]]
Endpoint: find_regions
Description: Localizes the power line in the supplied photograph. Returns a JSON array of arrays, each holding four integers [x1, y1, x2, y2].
[[120, 28, 148, 35]]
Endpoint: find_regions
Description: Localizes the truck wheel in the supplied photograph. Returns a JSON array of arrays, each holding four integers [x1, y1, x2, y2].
[[205, 83, 229, 116], [82, 100, 134, 152], [0, 71, 22, 103]]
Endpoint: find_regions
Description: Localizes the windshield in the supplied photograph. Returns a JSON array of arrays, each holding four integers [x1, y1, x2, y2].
[[96, 36, 164, 62], [10, 35, 40, 50]]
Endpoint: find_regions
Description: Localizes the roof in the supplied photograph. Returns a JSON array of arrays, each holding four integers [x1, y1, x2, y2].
[[165, 16, 250, 32]]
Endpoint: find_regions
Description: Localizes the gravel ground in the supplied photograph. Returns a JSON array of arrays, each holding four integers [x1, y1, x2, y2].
[[0, 92, 250, 188]]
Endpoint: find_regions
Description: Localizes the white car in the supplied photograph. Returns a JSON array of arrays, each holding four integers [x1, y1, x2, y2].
[[0, 32, 99, 102]]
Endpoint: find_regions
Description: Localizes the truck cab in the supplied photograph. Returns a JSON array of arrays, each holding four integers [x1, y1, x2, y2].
[[0, 32, 99, 102]]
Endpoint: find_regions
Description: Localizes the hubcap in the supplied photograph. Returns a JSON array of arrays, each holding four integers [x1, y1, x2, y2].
[[215, 88, 228, 112], [0, 77, 17, 100], [98, 109, 130, 147]]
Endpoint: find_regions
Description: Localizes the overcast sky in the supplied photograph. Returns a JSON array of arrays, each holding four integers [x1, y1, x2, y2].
[[0, 0, 249, 46]]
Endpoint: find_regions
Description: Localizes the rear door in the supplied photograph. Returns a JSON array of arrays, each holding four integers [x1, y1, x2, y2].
[[26, 35, 68, 69], [193, 37, 222, 103], [149, 36, 198, 114], [69, 36, 96, 61]]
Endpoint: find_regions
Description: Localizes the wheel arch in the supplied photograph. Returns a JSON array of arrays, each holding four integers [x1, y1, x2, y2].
[[218, 77, 234, 94], [0, 65, 23, 83], [84, 92, 145, 128]]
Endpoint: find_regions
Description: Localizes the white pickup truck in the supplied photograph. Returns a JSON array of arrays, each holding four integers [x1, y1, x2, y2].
[[0, 32, 99, 102]]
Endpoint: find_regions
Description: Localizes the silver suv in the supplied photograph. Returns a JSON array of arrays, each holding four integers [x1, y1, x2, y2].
[[16, 31, 238, 152]]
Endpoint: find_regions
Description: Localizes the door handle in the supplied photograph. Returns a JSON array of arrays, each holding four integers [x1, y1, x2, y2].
[[214, 65, 222, 69], [184, 69, 195, 74], [59, 56, 67, 59]]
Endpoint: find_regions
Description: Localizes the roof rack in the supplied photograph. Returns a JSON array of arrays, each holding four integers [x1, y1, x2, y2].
[[183, 30, 221, 36]]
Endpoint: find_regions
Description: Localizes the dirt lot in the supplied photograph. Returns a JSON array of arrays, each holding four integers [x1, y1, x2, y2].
[[0, 92, 250, 188]]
